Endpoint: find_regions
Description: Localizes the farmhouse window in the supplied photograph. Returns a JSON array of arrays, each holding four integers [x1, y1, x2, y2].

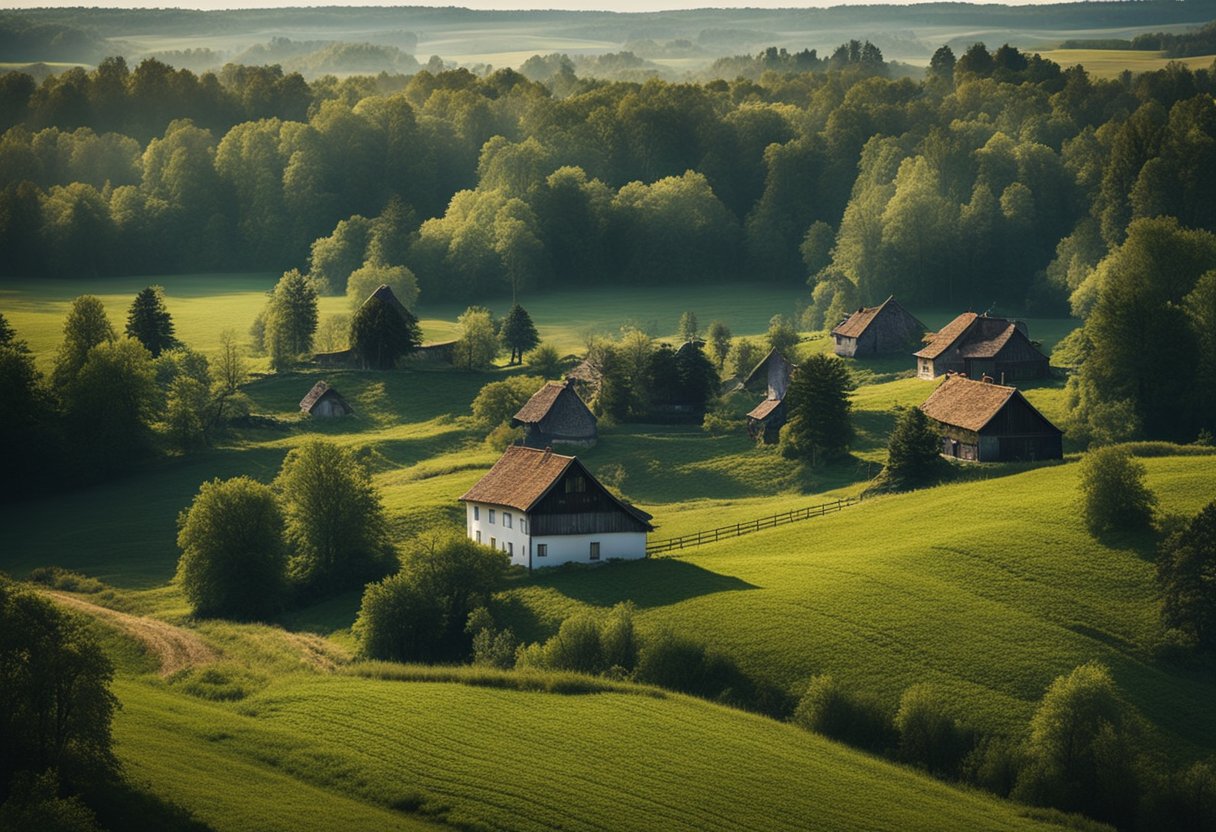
[[490, 537, 496, 549], [503, 513, 512, 529], [488, 509, 495, 524], [508, 542, 513, 556], [565, 476, 586, 494], [521, 519, 527, 533], [476, 531, 481, 543], [589, 542, 600, 561], [537, 543, 547, 557], [473, 506, 479, 520]]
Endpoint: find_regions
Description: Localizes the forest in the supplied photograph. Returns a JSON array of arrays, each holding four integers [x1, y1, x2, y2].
[[1, 41, 1214, 311]]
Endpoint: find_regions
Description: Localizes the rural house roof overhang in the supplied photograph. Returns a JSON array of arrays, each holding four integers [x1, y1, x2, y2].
[[747, 398, 783, 421], [460, 445, 653, 528], [919, 375, 1059, 434], [914, 312, 978, 359], [831, 295, 894, 339]]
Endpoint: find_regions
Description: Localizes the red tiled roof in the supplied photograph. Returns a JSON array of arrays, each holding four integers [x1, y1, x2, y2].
[[914, 312, 978, 359]]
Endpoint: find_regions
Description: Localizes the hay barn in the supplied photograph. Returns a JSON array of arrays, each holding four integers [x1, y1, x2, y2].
[[299, 381, 353, 418], [511, 379, 597, 448], [919, 374, 1062, 462], [914, 312, 1049, 381], [831, 296, 926, 357]]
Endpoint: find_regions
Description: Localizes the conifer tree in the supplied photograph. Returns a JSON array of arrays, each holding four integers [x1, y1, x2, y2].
[[125, 285, 179, 357], [500, 303, 539, 365], [781, 354, 854, 466], [882, 406, 942, 490]]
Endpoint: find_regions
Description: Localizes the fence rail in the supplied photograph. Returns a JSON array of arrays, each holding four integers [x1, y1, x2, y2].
[[646, 497, 857, 555]]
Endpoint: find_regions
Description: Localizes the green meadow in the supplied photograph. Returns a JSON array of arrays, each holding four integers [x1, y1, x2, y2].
[[1036, 49, 1216, 78], [6, 276, 1214, 830]]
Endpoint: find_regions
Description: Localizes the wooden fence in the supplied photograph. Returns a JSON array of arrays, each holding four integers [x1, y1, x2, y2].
[[645, 497, 857, 555]]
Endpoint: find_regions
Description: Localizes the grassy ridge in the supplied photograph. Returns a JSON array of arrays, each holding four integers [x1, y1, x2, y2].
[[1036, 49, 1216, 78], [108, 671, 1058, 832]]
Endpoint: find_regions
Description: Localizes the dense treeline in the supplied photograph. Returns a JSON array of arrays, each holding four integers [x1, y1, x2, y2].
[[3, 43, 1216, 315], [1131, 20, 1216, 56]]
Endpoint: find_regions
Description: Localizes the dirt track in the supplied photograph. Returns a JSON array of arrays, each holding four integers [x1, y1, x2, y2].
[[44, 591, 218, 676]]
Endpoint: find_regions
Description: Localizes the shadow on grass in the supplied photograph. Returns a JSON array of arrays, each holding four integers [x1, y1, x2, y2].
[[280, 589, 364, 636], [85, 775, 214, 832], [527, 557, 758, 610]]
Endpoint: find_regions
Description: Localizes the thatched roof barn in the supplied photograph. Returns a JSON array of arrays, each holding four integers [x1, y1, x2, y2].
[[460, 446, 652, 569], [919, 374, 1061, 462], [914, 312, 1049, 381], [831, 296, 926, 357], [299, 381, 353, 418], [511, 379, 598, 448]]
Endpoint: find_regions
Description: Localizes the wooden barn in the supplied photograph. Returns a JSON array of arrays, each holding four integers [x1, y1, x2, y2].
[[460, 446, 653, 569], [919, 375, 1062, 462], [511, 379, 598, 448], [914, 312, 1049, 381], [299, 381, 353, 418], [831, 296, 926, 357], [742, 349, 794, 444], [746, 397, 787, 444]]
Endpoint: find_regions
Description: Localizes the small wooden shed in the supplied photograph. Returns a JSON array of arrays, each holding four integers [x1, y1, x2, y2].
[[511, 379, 598, 448], [831, 296, 926, 357], [299, 381, 353, 418], [919, 374, 1061, 462]]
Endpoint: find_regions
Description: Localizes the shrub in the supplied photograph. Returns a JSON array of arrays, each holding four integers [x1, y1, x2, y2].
[[962, 734, 1025, 797], [894, 683, 972, 776], [1014, 662, 1141, 824], [0, 771, 102, 832], [1077, 446, 1157, 534], [633, 629, 763, 709], [1157, 501, 1216, 651], [175, 476, 287, 620], [471, 375, 544, 429], [485, 423, 524, 450], [28, 567, 105, 594], [792, 674, 895, 753], [353, 535, 509, 663], [526, 342, 564, 378]]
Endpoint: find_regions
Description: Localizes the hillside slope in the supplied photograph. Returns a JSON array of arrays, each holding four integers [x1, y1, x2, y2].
[[502, 453, 1216, 753]]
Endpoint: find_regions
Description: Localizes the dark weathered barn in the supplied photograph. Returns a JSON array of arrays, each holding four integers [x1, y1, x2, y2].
[[831, 296, 926, 357], [919, 375, 1062, 462], [312, 285, 452, 368], [914, 313, 1049, 381], [746, 396, 787, 444], [743, 349, 794, 399], [511, 380, 598, 448], [742, 349, 794, 444], [299, 380, 353, 418]]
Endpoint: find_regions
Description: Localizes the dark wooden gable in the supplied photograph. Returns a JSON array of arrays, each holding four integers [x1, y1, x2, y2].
[[530, 460, 650, 535], [992, 328, 1049, 366], [978, 392, 1061, 437], [538, 386, 596, 437]]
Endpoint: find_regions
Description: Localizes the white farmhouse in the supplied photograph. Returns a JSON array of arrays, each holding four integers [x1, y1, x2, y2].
[[459, 445, 653, 570]]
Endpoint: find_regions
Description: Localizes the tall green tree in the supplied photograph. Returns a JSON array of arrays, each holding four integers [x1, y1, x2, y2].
[[350, 292, 421, 370], [176, 477, 288, 620], [265, 269, 318, 371], [124, 285, 179, 357], [1158, 501, 1216, 650], [500, 303, 539, 365], [677, 311, 699, 343], [705, 320, 731, 370], [781, 354, 855, 466], [0, 578, 118, 790], [881, 406, 942, 490], [274, 440, 397, 598], [0, 316, 58, 501], [1077, 446, 1157, 535], [453, 306, 499, 370], [52, 296, 115, 389], [61, 338, 158, 476]]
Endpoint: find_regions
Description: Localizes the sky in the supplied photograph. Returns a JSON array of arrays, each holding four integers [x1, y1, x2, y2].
[[1, 0, 1058, 9]]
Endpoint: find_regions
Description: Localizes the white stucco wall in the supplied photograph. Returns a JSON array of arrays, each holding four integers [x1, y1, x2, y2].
[[465, 502, 531, 568], [464, 502, 647, 569], [532, 532, 647, 567]]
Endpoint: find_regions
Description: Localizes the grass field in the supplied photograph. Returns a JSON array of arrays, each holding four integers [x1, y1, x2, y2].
[[7, 274, 1211, 830], [1036, 49, 1216, 78]]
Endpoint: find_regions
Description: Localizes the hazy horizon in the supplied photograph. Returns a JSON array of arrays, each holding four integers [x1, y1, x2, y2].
[[0, 0, 1087, 12]]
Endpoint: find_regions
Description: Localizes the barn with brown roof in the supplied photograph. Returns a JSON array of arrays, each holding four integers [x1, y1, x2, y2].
[[460, 445, 652, 569], [299, 381, 353, 418], [831, 296, 926, 358], [511, 379, 597, 448], [914, 312, 1049, 381], [742, 349, 795, 444], [919, 374, 1062, 462]]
